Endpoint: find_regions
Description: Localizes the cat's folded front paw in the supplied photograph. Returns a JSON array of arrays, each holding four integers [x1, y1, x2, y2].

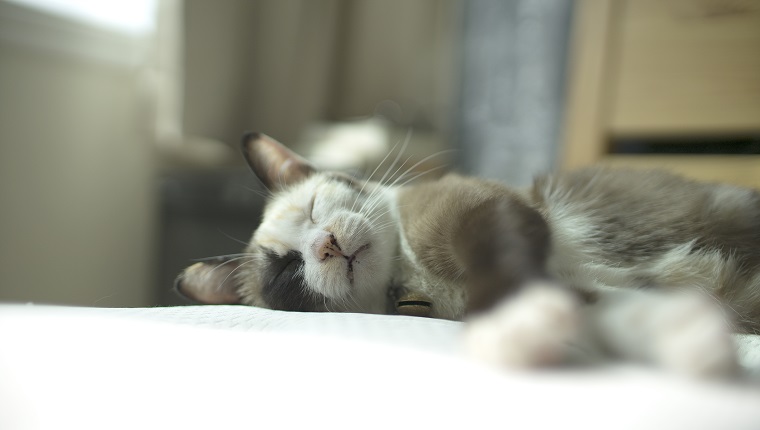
[[464, 282, 580, 368]]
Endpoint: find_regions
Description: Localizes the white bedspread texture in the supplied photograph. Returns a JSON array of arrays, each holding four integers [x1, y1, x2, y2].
[[1, 304, 759, 430]]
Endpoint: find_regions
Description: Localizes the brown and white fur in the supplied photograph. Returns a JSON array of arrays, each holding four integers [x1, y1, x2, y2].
[[177, 133, 760, 377]]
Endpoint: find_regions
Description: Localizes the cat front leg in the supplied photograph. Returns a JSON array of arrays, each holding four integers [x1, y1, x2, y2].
[[454, 196, 583, 367], [464, 281, 581, 367]]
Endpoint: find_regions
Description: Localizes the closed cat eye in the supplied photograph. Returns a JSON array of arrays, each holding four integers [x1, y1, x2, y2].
[[329, 173, 361, 190], [308, 194, 317, 223]]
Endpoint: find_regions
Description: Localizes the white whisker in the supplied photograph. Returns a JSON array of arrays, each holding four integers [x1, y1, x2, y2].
[[352, 136, 404, 211], [395, 164, 450, 189], [386, 150, 454, 189], [216, 230, 253, 247], [357, 130, 413, 214], [375, 128, 413, 188], [205, 256, 256, 277], [193, 252, 256, 262], [217, 259, 256, 289]]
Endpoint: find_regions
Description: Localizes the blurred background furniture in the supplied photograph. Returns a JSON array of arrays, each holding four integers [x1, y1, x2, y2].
[[2, 0, 758, 307], [562, 0, 760, 187]]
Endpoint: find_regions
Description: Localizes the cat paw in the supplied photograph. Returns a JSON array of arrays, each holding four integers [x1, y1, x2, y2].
[[464, 282, 580, 368], [649, 293, 738, 378]]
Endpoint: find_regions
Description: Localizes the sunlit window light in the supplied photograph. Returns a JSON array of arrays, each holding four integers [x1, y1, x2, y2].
[[5, 0, 157, 35]]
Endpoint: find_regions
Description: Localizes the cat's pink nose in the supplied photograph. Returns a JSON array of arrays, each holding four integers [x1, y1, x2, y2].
[[316, 234, 345, 261]]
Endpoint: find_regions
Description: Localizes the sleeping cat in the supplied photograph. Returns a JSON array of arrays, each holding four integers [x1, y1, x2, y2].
[[177, 132, 760, 377]]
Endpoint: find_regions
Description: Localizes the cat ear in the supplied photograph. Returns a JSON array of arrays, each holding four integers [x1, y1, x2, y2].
[[174, 259, 243, 304], [241, 132, 316, 191]]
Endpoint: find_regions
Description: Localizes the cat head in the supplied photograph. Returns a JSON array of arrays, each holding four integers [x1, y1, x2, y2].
[[175, 133, 399, 313]]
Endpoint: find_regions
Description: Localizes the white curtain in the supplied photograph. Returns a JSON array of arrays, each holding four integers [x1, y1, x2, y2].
[[151, 0, 460, 160], [149, 0, 572, 179]]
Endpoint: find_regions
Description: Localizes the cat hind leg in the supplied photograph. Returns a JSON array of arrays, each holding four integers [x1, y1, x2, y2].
[[591, 289, 738, 377]]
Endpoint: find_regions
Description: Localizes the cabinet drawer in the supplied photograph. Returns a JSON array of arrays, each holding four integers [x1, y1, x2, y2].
[[600, 155, 760, 188], [609, 0, 760, 135]]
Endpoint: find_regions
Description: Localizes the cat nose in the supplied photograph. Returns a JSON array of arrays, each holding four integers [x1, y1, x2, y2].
[[316, 234, 345, 261]]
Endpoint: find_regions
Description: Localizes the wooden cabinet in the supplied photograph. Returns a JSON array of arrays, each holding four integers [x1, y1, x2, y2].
[[562, 0, 760, 188]]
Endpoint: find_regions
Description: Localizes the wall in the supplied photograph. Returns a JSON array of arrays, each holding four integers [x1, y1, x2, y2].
[[0, 8, 157, 306]]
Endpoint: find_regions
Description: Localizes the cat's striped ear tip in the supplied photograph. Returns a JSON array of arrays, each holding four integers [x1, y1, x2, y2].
[[241, 131, 263, 148], [241, 132, 283, 154], [239, 131, 316, 190]]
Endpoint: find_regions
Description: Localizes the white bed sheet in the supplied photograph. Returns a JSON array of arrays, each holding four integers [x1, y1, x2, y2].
[[1, 304, 759, 430]]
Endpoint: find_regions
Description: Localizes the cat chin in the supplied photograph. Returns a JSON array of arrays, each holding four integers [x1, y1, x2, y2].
[[346, 244, 396, 311], [303, 258, 352, 300], [301, 245, 393, 311]]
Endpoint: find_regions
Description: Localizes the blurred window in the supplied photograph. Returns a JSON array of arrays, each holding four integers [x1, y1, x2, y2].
[[5, 0, 156, 35]]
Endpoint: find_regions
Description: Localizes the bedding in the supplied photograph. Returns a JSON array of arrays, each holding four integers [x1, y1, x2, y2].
[[1, 304, 759, 429]]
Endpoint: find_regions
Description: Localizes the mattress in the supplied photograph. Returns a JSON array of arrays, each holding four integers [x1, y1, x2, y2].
[[1, 304, 759, 430]]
